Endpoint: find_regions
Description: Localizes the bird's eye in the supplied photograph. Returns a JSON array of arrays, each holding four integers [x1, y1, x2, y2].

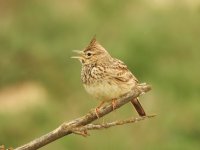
[[87, 52, 92, 56]]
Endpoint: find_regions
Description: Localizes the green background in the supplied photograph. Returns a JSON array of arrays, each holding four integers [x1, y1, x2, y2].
[[0, 0, 200, 149]]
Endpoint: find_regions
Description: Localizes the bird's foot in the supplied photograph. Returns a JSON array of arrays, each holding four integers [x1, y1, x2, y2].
[[111, 99, 117, 110], [95, 107, 100, 118], [94, 101, 105, 118]]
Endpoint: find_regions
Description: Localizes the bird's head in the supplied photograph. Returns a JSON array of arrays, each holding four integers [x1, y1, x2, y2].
[[72, 36, 111, 65]]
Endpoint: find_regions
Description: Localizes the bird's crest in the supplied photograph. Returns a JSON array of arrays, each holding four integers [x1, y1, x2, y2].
[[89, 35, 97, 46], [84, 35, 108, 54], [84, 35, 97, 51]]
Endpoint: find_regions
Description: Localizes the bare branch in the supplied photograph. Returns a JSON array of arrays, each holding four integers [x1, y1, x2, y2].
[[71, 115, 156, 137], [14, 83, 152, 150]]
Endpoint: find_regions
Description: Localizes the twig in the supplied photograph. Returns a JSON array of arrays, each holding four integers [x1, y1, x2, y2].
[[71, 114, 156, 136], [14, 83, 152, 150]]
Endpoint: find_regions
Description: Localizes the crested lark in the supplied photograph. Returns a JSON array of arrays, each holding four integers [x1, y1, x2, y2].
[[72, 37, 146, 117]]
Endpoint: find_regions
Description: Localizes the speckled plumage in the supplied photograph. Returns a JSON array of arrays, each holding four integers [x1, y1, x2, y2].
[[72, 37, 146, 116], [81, 58, 138, 101]]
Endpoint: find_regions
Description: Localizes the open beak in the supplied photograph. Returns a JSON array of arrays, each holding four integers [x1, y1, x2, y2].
[[71, 50, 84, 60]]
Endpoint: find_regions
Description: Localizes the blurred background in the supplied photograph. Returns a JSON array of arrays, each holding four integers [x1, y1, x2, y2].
[[0, 0, 200, 149]]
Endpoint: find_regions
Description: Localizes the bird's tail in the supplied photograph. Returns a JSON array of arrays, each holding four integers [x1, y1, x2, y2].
[[131, 97, 146, 116]]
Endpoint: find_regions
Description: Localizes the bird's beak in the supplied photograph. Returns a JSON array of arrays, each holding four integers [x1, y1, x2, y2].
[[71, 50, 84, 60]]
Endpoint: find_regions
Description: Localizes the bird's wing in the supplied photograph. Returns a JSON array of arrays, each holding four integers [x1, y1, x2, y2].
[[106, 58, 138, 83]]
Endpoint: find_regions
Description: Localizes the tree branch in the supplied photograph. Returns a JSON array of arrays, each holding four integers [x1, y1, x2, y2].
[[14, 83, 152, 150], [71, 114, 156, 137]]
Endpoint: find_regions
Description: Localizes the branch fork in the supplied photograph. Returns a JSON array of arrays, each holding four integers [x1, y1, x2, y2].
[[11, 83, 153, 150]]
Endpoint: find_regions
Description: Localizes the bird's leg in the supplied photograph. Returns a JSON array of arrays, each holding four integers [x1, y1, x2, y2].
[[111, 99, 117, 110], [95, 101, 105, 118]]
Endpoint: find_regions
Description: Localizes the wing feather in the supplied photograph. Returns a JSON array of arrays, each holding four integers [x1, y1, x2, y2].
[[106, 58, 138, 84]]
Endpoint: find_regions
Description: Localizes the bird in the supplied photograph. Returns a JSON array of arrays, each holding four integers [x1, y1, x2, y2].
[[72, 36, 146, 117]]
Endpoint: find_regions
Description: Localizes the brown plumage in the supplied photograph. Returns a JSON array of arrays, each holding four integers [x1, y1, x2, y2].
[[72, 37, 146, 117]]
